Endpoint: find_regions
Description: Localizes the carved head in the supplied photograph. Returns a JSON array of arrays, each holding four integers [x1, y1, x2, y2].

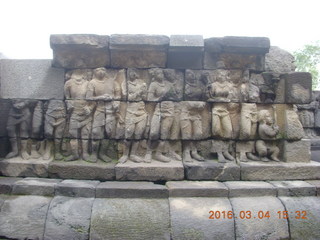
[[12, 100, 28, 110], [71, 69, 87, 82], [163, 69, 175, 82], [149, 68, 164, 82], [185, 70, 196, 83], [258, 110, 272, 124], [93, 67, 107, 80], [128, 69, 139, 81], [215, 69, 228, 83]]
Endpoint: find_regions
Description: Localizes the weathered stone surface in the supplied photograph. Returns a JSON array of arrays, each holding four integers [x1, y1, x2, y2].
[[167, 35, 203, 69], [166, 181, 228, 197], [279, 196, 320, 240], [285, 72, 312, 104], [90, 198, 170, 240], [48, 160, 116, 181], [283, 139, 311, 163], [115, 161, 184, 181], [0, 59, 65, 99], [0, 195, 52, 239], [0, 157, 51, 177], [225, 181, 276, 197], [110, 34, 169, 68], [50, 34, 110, 68], [0, 99, 10, 136], [241, 161, 320, 180], [55, 179, 99, 197], [184, 161, 240, 181], [44, 196, 94, 240], [265, 46, 296, 73], [269, 180, 316, 196], [305, 180, 320, 195], [222, 36, 270, 53], [170, 197, 235, 240], [230, 197, 289, 239], [96, 181, 168, 198], [12, 177, 61, 196], [0, 138, 9, 158], [0, 177, 22, 194], [284, 108, 305, 140]]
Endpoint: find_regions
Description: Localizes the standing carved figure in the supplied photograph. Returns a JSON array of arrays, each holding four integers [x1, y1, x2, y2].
[[163, 69, 182, 100], [207, 70, 234, 102], [212, 103, 233, 139], [127, 69, 147, 101], [239, 103, 258, 140], [185, 70, 206, 100], [147, 68, 167, 101]]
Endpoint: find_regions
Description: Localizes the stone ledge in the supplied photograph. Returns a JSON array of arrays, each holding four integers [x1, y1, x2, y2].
[[0, 177, 23, 194], [12, 177, 61, 196], [224, 181, 277, 197], [55, 179, 100, 198], [269, 180, 317, 197]]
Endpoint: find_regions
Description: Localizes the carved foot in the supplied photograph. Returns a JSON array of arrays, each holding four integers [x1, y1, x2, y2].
[[21, 151, 31, 160], [5, 151, 19, 159], [217, 153, 226, 163], [261, 157, 270, 162], [64, 155, 79, 162], [169, 151, 182, 161], [154, 153, 171, 163], [99, 154, 112, 163], [144, 153, 152, 163], [247, 153, 259, 161], [30, 150, 41, 159], [271, 157, 280, 162], [83, 153, 97, 163], [191, 151, 205, 161], [183, 152, 193, 163], [130, 155, 144, 163], [118, 155, 128, 164], [223, 152, 235, 161]]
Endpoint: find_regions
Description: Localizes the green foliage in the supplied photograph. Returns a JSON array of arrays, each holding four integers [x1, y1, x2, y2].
[[293, 41, 320, 89]]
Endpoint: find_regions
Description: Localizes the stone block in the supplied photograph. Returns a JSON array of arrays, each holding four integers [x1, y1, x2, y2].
[[222, 36, 270, 54], [0, 99, 10, 136], [184, 161, 240, 181], [0, 195, 52, 239], [0, 59, 65, 99], [90, 198, 170, 240], [0, 157, 51, 177], [115, 161, 184, 181], [0, 137, 9, 158], [48, 160, 116, 181], [279, 196, 320, 240], [284, 108, 305, 140], [50, 34, 110, 68], [224, 181, 276, 197], [0, 177, 22, 194], [166, 181, 228, 197], [269, 180, 316, 196], [96, 181, 168, 198], [204, 37, 224, 53], [55, 179, 99, 198], [167, 35, 203, 69], [240, 161, 320, 180], [170, 197, 234, 240], [285, 72, 312, 104], [265, 46, 296, 73], [44, 196, 94, 240], [12, 177, 61, 196], [305, 180, 320, 195], [230, 197, 289, 239], [110, 34, 169, 68], [283, 140, 311, 163]]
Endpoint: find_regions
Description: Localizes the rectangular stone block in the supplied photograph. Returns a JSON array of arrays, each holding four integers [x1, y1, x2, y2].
[[55, 179, 99, 198], [96, 181, 168, 198], [0, 137, 9, 158], [0, 177, 22, 194], [166, 181, 228, 197], [184, 161, 240, 181], [110, 34, 169, 68], [48, 160, 116, 181], [283, 140, 310, 163], [50, 34, 110, 69], [241, 161, 320, 180], [12, 177, 61, 196], [0, 99, 10, 137], [221, 36, 270, 54], [269, 181, 316, 196], [224, 181, 276, 197], [167, 35, 203, 69], [115, 161, 184, 181], [285, 72, 312, 104], [305, 180, 320, 195], [0, 59, 65, 99]]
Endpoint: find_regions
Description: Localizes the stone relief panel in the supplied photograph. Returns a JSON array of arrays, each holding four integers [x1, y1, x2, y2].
[[160, 101, 181, 140]]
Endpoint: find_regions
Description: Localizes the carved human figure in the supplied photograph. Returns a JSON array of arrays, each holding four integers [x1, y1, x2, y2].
[[212, 103, 233, 139], [147, 68, 167, 101], [211, 140, 236, 163], [127, 69, 147, 101], [5, 100, 32, 160], [240, 70, 260, 102], [207, 70, 234, 102], [119, 102, 148, 163], [30, 101, 44, 159], [64, 70, 94, 162], [256, 110, 280, 162], [185, 70, 206, 100], [239, 103, 258, 139], [163, 69, 182, 100]]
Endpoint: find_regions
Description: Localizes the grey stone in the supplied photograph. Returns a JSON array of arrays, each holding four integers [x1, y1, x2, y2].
[[230, 196, 289, 239], [222, 36, 270, 53], [305, 180, 320, 196], [241, 161, 320, 180], [0, 195, 52, 239], [44, 196, 94, 240], [55, 179, 99, 197], [12, 177, 61, 196], [269, 180, 316, 196], [265, 46, 296, 73], [279, 196, 320, 240], [224, 181, 276, 197], [204, 37, 223, 53], [183, 161, 240, 181], [0, 99, 10, 136], [50, 34, 110, 68], [283, 140, 311, 163], [170, 197, 235, 240], [48, 160, 116, 181], [285, 72, 312, 104], [0, 177, 22, 194], [110, 34, 169, 68], [115, 161, 184, 181], [0, 59, 65, 99], [167, 35, 203, 69], [0, 137, 9, 158], [90, 198, 170, 240], [0, 157, 51, 177], [166, 181, 228, 197], [96, 181, 168, 198]]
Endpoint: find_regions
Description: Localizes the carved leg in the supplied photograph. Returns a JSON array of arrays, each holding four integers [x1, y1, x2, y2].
[[5, 138, 19, 159], [64, 139, 79, 161], [183, 142, 193, 163], [217, 152, 226, 163], [191, 150, 205, 161], [43, 140, 53, 160], [144, 141, 153, 163], [54, 139, 64, 160], [247, 152, 259, 161], [30, 141, 41, 159], [223, 151, 235, 161], [82, 140, 96, 163], [238, 152, 248, 162], [90, 140, 100, 163], [20, 139, 31, 160], [130, 141, 144, 163], [119, 140, 130, 164]]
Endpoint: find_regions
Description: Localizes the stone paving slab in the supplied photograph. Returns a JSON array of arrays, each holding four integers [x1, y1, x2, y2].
[[96, 181, 168, 198], [166, 181, 228, 197], [0, 176, 22, 194], [269, 180, 317, 197], [44, 196, 94, 240], [305, 180, 320, 196], [224, 181, 277, 197], [170, 197, 234, 240], [55, 179, 100, 197], [90, 198, 170, 240], [12, 177, 61, 196]]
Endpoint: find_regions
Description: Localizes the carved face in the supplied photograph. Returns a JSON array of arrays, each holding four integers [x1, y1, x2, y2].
[[154, 69, 164, 82], [12, 100, 26, 109], [186, 70, 196, 83], [129, 70, 138, 81], [94, 68, 106, 80], [216, 70, 228, 83]]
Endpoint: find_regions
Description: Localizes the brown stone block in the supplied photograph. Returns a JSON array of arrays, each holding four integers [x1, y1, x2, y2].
[[285, 72, 312, 104]]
